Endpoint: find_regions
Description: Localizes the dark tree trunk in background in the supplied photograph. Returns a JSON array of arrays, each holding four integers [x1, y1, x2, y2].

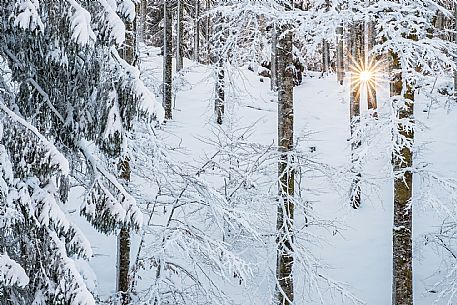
[[194, 0, 200, 62], [336, 21, 345, 85], [349, 21, 364, 209], [163, 0, 173, 120], [390, 50, 414, 305], [275, 3, 294, 304], [176, 0, 184, 72]]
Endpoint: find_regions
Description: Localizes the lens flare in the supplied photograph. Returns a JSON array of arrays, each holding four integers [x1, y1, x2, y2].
[[348, 54, 387, 104], [359, 70, 372, 83]]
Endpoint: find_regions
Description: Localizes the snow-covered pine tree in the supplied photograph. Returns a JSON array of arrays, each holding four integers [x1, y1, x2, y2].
[[0, 0, 162, 303]]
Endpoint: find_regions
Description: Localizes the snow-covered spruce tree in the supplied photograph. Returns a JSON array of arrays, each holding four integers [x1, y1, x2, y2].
[[0, 0, 162, 303]]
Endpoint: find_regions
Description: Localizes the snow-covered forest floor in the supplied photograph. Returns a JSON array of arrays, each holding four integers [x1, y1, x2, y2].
[[71, 46, 457, 305]]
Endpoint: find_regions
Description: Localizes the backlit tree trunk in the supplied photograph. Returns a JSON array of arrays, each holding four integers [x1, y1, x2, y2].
[[367, 18, 377, 113], [336, 21, 345, 85], [390, 50, 414, 305], [349, 20, 364, 209]]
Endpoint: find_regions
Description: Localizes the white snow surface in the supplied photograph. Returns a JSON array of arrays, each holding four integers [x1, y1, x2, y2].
[[71, 46, 457, 304]]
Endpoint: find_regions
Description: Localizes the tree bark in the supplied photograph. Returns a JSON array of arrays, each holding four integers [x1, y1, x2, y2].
[[117, 224, 131, 305], [213, 12, 225, 124], [116, 6, 137, 303], [163, 0, 173, 120], [194, 0, 200, 62], [215, 60, 224, 124], [367, 18, 377, 114], [336, 21, 345, 85], [349, 21, 363, 209], [275, 6, 294, 305], [454, 5, 457, 101], [322, 39, 330, 75], [271, 24, 279, 91], [176, 0, 184, 72], [390, 50, 414, 305]]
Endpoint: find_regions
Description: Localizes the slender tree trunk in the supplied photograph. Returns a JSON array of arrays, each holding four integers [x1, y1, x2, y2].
[[276, 5, 294, 304], [116, 6, 138, 303], [322, 39, 330, 75], [390, 50, 414, 305], [176, 0, 184, 72], [206, 0, 211, 64], [454, 5, 457, 101], [366, 18, 377, 114], [163, 0, 173, 120], [336, 21, 345, 85], [194, 0, 200, 62], [137, 0, 146, 44], [349, 21, 363, 209], [215, 60, 224, 124], [213, 13, 225, 124], [271, 24, 279, 91]]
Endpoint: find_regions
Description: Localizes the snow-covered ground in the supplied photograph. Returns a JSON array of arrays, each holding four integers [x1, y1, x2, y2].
[[72, 47, 457, 304]]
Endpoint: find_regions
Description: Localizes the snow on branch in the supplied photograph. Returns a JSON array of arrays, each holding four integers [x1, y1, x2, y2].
[[98, 0, 127, 45], [66, 0, 96, 45], [78, 139, 143, 230], [111, 47, 165, 123], [0, 102, 69, 176], [48, 230, 96, 305], [117, 0, 136, 22], [0, 253, 29, 288], [13, 0, 44, 32]]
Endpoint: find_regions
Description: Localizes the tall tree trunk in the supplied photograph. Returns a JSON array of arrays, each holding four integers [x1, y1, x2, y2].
[[213, 12, 225, 124], [275, 5, 294, 305], [163, 0, 173, 120], [176, 0, 184, 72], [336, 21, 345, 85], [194, 0, 200, 62], [116, 6, 138, 303], [349, 21, 363, 209], [454, 5, 457, 101], [206, 0, 211, 64], [390, 50, 414, 305], [271, 24, 279, 91], [366, 18, 377, 114]]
